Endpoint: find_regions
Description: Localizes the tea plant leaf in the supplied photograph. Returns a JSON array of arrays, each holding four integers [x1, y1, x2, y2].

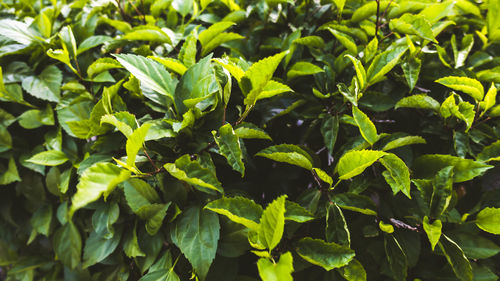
[[87, 58, 122, 79], [380, 153, 411, 198], [480, 83, 497, 116], [0, 19, 41, 45], [336, 150, 387, 180], [259, 195, 286, 251], [475, 207, 500, 235], [170, 206, 219, 281], [70, 163, 131, 215], [395, 94, 440, 112], [438, 235, 473, 281], [235, 123, 272, 140], [352, 106, 379, 145], [345, 55, 367, 90], [338, 259, 366, 281], [257, 252, 294, 281], [366, 46, 407, 85], [284, 200, 315, 222], [321, 115, 340, 154], [164, 155, 223, 193], [53, 222, 81, 270], [477, 140, 500, 162], [26, 150, 68, 166], [389, 13, 437, 42], [287, 61, 324, 80], [384, 235, 407, 281], [201, 32, 244, 56], [423, 216, 442, 251], [122, 27, 172, 44], [22, 65, 62, 102], [296, 237, 355, 270], [205, 196, 262, 230], [413, 154, 492, 182], [401, 57, 421, 91], [126, 123, 151, 169], [382, 136, 426, 151], [435, 76, 484, 101], [256, 144, 313, 170], [213, 123, 245, 176], [331, 193, 377, 216], [327, 28, 357, 54]]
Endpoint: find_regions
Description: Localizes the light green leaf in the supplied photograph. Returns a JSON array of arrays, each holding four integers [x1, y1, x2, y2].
[[205, 196, 263, 230], [413, 154, 492, 182], [242, 51, 287, 106], [436, 76, 484, 101], [70, 163, 131, 215], [480, 83, 497, 116], [438, 234, 473, 281], [351, 1, 396, 23], [336, 150, 387, 180], [379, 221, 394, 233], [0, 157, 21, 185], [257, 252, 294, 281], [382, 136, 426, 151], [113, 54, 176, 104], [331, 193, 377, 216], [87, 58, 122, 79], [293, 36, 326, 48], [380, 153, 411, 198], [395, 94, 440, 112], [255, 80, 293, 101], [477, 140, 500, 162], [123, 179, 161, 213], [327, 28, 357, 54], [366, 46, 407, 86], [352, 106, 378, 145], [389, 13, 437, 42], [487, 0, 500, 41], [172, 0, 193, 17], [174, 55, 218, 114], [138, 203, 171, 235], [53, 222, 81, 270], [476, 207, 500, 235], [18, 105, 55, 129], [345, 55, 366, 90], [286, 61, 324, 80], [430, 166, 454, 218], [149, 57, 187, 75], [123, 223, 145, 258], [164, 154, 223, 193], [126, 123, 151, 169], [178, 31, 197, 68], [47, 48, 78, 75], [213, 123, 245, 176], [256, 144, 313, 170], [338, 259, 366, 281], [259, 195, 286, 251], [313, 168, 333, 188], [284, 200, 315, 222], [296, 237, 355, 271], [122, 27, 172, 44], [453, 101, 475, 131], [100, 113, 134, 138], [199, 22, 235, 47], [0, 125, 11, 153], [21, 65, 62, 102], [401, 57, 421, 91], [26, 150, 68, 166], [77, 35, 111, 55], [423, 216, 442, 251], [235, 123, 272, 140], [170, 206, 219, 281], [0, 19, 41, 45], [201, 32, 243, 56]]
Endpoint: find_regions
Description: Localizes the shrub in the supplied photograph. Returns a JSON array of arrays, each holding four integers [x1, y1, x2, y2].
[[1, 0, 500, 280]]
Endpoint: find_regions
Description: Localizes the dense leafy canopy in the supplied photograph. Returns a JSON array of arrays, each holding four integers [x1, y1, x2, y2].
[[1, 0, 500, 280]]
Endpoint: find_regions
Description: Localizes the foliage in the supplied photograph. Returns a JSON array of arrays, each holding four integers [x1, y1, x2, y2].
[[1, 0, 500, 280]]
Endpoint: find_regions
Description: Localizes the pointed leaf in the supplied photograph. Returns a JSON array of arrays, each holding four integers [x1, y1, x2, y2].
[[438, 235, 473, 281], [257, 252, 294, 281], [338, 259, 366, 281], [205, 196, 263, 230], [345, 55, 367, 90], [367, 46, 407, 85], [395, 94, 440, 112], [436, 76, 484, 101], [126, 123, 151, 169], [382, 136, 426, 151], [389, 13, 437, 42], [352, 106, 378, 145], [259, 195, 286, 251], [256, 144, 313, 170], [164, 155, 223, 193], [285, 200, 315, 223], [380, 153, 411, 198], [384, 235, 407, 281], [53, 222, 81, 270], [336, 150, 387, 180], [476, 207, 500, 235], [413, 154, 492, 182], [477, 140, 500, 162], [22, 65, 62, 102], [296, 237, 355, 271], [26, 150, 68, 166], [213, 123, 245, 176], [286, 61, 324, 80], [235, 123, 272, 140]]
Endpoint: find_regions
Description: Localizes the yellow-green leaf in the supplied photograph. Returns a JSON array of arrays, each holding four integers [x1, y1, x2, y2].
[[436, 76, 484, 101]]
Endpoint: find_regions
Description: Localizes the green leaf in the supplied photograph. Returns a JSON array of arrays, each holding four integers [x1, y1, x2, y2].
[[286, 61, 324, 80], [53, 222, 81, 270], [321, 115, 340, 155], [429, 166, 454, 218], [100, 113, 134, 138], [284, 200, 315, 223], [423, 216, 442, 251], [170, 206, 220, 281], [22, 65, 62, 102], [351, 1, 396, 23], [0, 19, 41, 45], [380, 153, 411, 198], [77, 35, 111, 55], [26, 150, 68, 166], [449, 232, 500, 259], [242, 51, 287, 106], [413, 154, 492, 182], [477, 140, 500, 162], [235, 123, 272, 140], [438, 234, 473, 281], [389, 13, 437, 42], [201, 33, 243, 56], [476, 207, 500, 234], [336, 150, 387, 180], [338, 259, 366, 281], [164, 155, 223, 193], [213, 123, 245, 176], [149, 57, 187, 75], [352, 106, 379, 145], [366, 46, 407, 85], [205, 196, 263, 230], [436, 76, 484, 101], [379, 221, 394, 233], [113, 54, 176, 104], [138, 203, 171, 235], [18, 105, 55, 129], [178, 31, 197, 68], [326, 203, 350, 246], [293, 36, 326, 48], [174, 55, 218, 114], [172, 0, 193, 17], [87, 57, 122, 79], [123, 179, 161, 212], [395, 94, 440, 112], [256, 144, 313, 170], [401, 57, 421, 91], [384, 235, 407, 281], [327, 28, 357, 54], [83, 227, 122, 268], [259, 195, 286, 251], [28, 204, 52, 244], [257, 252, 294, 281], [313, 168, 333, 188], [382, 136, 426, 151], [487, 0, 500, 41], [0, 157, 21, 185], [123, 223, 145, 258], [480, 83, 497, 116], [331, 193, 377, 216], [122, 27, 172, 44], [126, 123, 151, 170], [345, 55, 367, 90], [296, 237, 355, 271], [70, 163, 131, 215]]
